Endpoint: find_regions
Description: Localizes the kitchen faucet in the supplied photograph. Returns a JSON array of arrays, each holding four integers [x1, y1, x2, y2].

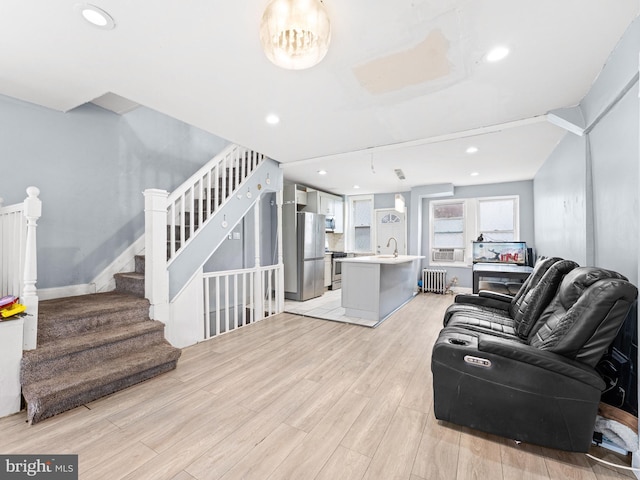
[[386, 237, 398, 257]]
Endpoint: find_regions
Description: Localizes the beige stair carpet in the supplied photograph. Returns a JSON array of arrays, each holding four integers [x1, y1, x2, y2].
[[21, 291, 181, 424]]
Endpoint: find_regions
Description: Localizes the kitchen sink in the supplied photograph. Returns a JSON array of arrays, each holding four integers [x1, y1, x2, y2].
[[376, 254, 396, 258]]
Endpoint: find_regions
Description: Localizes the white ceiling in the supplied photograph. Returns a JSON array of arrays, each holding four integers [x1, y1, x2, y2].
[[1, 1, 638, 195]]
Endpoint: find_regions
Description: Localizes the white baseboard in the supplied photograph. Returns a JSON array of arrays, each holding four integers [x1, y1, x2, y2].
[[39, 283, 95, 300], [38, 235, 145, 300]]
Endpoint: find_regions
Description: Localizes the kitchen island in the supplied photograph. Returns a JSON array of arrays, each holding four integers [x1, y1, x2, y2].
[[338, 255, 424, 324]]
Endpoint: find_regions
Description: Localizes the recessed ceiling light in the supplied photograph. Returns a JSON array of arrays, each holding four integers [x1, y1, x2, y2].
[[265, 114, 280, 125], [353, 185, 360, 189], [466, 146, 478, 154], [470, 172, 480, 176], [317, 170, 327, 175], [485, 46, 509, 63], [75, 3, 115, 30]]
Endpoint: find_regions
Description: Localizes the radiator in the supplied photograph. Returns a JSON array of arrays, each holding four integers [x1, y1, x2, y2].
[[422, 269, 447, 294]]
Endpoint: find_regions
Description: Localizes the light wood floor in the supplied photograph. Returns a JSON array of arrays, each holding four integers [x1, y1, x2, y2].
[[0, 293, 635, 480]]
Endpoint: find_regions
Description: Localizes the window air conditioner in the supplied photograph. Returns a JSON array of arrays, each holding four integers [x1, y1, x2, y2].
[[432, 248, 464, 262]]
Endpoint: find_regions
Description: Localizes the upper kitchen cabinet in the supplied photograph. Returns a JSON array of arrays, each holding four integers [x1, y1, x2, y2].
[[319, 194, 335, 217], [305, 190, 344, 233], [284, 183, 308, 210]]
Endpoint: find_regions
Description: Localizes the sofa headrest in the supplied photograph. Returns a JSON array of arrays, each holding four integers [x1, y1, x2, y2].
[[529, 266, 637, 366], [509, 257, 563, 317], [512, 259, 578, 338], [558, 267, 628, 309]]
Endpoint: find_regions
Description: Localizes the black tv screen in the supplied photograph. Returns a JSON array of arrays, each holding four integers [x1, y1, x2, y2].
[[472, 241, 527, 265]]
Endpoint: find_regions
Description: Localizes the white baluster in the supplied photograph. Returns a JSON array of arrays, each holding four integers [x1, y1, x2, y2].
[[249, 269, 254, 324], [241, 272, 247, 326], [235, 148, 240, 192], [22, 186, 41, 350], [215, 276, 221, 336], [224, 275, 229, 334], [214, 163, 220, 213], [233, 273, 238, 330], [221, 153, 227, 201], [204, 276, 210, 339], [179, 194, 186, 254]]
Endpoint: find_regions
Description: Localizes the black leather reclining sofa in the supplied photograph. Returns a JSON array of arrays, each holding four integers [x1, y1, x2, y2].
[[431, 258, 638, 452]]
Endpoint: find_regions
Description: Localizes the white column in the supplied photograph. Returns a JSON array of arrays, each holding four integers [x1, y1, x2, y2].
[[144, 189, 170, 324], [22, 186, 41, 350], [253, 196, 263, 321], [276, 189, 284, 313]]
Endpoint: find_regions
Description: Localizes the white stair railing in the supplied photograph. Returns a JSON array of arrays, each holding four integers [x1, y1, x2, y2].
[[166, 144, 266, 262], [144, 144, 280, 342], [203, 264, 282, 340], [0, 186, 41, 350]]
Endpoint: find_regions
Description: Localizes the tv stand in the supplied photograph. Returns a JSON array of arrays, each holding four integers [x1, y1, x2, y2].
[[472, 263, 533, 294]]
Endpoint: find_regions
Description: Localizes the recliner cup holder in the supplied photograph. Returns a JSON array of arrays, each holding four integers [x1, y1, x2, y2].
[[448, 338, 468, 346]]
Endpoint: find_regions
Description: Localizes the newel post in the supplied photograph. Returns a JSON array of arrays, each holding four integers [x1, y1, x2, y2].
[[254, 196, 264, 321], [277, 189, 284, 313], [22, 186, 41, 350], [144, 189, 170, 325]]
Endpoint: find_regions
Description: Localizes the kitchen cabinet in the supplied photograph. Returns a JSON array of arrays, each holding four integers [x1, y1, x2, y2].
[[306, 190, 344, 233], [333, 197, 344, 233], [284, 183, 308, 210], [320, 194, 335, 216]]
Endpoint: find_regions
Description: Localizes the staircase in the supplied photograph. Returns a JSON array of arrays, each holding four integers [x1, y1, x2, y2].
[[19, 145, 275, 423], [21, 256, 180, 424], [165, 147, 261, 261]]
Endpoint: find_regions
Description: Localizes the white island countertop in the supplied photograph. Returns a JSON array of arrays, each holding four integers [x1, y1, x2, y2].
[[337, 255, 424, 264]]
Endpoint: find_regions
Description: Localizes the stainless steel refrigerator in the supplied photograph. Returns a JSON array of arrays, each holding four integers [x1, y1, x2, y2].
[[286, 212, 326, 301]]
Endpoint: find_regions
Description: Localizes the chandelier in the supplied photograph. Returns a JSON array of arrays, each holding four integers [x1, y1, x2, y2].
[[260, 0, 331, 70]]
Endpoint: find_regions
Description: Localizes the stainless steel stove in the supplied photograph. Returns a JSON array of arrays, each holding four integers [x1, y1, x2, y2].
[[330, 252, 347, 290]]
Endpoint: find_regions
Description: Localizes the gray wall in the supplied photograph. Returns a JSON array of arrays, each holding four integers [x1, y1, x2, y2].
[[0, 94, 229, 288], [533, 17, 639, 285], [533, 133, 587, 264], [590, 85, 638, 283], [204, 192, 278, 272], [420, 181, 535, 288]]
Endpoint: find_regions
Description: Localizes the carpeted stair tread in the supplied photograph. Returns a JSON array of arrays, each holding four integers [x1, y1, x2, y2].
[[39, 291, 148, 318], [37, 291, 151, 344], [22, 320, 167, 367], [22, 343, 181, 424]]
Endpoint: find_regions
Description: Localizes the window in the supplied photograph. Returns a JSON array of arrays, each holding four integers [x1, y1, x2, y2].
[[429, 195, 519, 265], [348, 195, 373, 252], [432, 202, 465, 248], [380, 213, 401, 224], [478, 197, 519, 241]]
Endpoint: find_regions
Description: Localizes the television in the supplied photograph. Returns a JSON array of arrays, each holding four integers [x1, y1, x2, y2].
[[472, 241, 527, 265]]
